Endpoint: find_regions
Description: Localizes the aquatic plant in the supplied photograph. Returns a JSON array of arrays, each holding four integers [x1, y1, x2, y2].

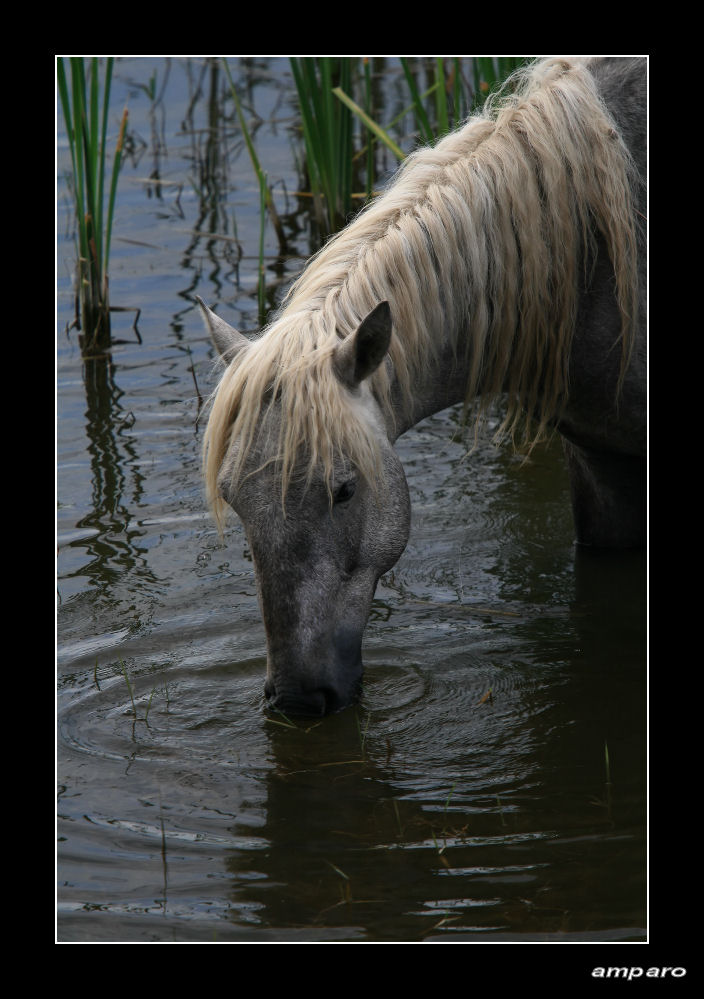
[[217, 58, 533, 316], [222, 58, 287, 255], [292, 57, 532, 237], [57, 57, 128, 354], [290, 57, 357, 233]]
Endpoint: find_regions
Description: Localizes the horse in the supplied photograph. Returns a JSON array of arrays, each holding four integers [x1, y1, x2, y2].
[[198, 57, 646, 717]]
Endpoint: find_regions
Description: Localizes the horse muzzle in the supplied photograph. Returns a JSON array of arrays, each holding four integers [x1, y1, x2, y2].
[[264, 658, 363, 716]]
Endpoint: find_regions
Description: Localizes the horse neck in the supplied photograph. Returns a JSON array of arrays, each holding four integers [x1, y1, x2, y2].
[[386, 331, 476, 443]]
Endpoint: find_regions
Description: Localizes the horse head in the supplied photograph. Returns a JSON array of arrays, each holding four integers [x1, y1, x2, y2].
[[199, 299, 411, 716]]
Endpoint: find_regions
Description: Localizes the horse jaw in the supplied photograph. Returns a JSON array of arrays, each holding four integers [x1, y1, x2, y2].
[[196, 296, 249, 365]]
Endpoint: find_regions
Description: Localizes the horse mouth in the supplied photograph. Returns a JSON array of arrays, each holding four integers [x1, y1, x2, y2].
[[264, 679, 361, 717]]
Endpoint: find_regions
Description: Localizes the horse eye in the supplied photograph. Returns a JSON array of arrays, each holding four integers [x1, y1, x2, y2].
[[333, 479, 356, 504]]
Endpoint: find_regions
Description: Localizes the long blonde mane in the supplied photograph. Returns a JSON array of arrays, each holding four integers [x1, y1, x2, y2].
[[203, 57, 641, 530]]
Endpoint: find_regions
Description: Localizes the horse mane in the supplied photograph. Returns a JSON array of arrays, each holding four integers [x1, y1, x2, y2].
[[203, 57, 641, 530]]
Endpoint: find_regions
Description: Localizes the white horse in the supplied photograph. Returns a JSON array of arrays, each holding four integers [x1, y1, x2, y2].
[[199, 57, 646, 715]]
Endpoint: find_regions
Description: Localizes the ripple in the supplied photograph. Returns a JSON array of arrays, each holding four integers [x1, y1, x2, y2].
[[58, 656, 271, 772], [361, 658, 429, 712], [58, 629, 131, 668]]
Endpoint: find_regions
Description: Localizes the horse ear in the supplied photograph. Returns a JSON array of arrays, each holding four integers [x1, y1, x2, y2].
[[333, 301, 392, 389], [196, 296, 249, 365]]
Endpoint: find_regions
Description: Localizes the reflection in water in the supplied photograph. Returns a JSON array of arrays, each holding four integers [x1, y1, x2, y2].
[[58, 352, 161, 636], [179, 60, 243, 304], [209, 435, 646, 941], [77, 357, 146, 581], [222, 711, 498, 939], [216, 656, 644, 940], [175, 58, 297, 324], [573, 546, 646, 661], [217, 542, 646, 941]]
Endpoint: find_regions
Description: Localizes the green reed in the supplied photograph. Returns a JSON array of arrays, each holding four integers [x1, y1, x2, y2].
[[399, 57, 531, 142], [290, 57, 357, 234], [221, 58, 533, 314], [293, 57, 532, 238], [222, 58, 287, 254], [257, 170, 268, 324], [473, 56, 530, 101], [58, 57, 128, 353], [118, 658, 137, 718]]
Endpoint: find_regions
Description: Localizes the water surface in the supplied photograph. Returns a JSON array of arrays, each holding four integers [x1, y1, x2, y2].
[[57, 57, 646, 944]]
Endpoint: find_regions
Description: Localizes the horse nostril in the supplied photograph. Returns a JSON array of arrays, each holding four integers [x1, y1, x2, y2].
[[320, 686, 355, 714], [265, 684, 353, 717], [267, 689, 326, 716]]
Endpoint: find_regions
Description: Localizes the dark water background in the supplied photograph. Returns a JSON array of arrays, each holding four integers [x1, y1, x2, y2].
[[57, 57, 647, 945]]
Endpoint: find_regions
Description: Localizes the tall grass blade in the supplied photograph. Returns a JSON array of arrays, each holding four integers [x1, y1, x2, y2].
[[604, 740, 611, 785], [332, 87, 405, 162], [104, 105, 128, 279], [57, 56, 127, 352], [434, 58, 450, 137], [400, 58, 436, 144], [119, 658, 136, 718], [362, 58, 374, 201], [222, 58, 286, 252], [452, 58, 463, 126], [291, 58, 358, 233], [257, 171, 268, 324]]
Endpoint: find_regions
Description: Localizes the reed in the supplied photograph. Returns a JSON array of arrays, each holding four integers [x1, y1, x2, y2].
[[472, 56, 529, 102], [222, 58, 287, 253], [57, 57, 128, 354], [388, 57, 532, 146], [118, 658, 137, 718], [216, 59, 533, 317], [290, 57, 356, 233], [331, 86, 405, 162], [257, 171, 268, 324], [297, 57, 532, 237]]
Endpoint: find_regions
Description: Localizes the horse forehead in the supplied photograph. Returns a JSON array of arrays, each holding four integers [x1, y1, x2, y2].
[[224, 378, 386, 474], [220, 430, 326, 513]]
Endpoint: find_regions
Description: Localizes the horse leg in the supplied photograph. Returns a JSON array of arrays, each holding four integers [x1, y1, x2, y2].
[[562, 440, 646, 548]]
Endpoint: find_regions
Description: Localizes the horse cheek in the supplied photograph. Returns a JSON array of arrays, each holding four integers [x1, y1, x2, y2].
[[362, 461, 411, 578]]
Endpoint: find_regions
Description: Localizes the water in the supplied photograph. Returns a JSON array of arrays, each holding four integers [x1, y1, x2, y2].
[[56, 57, 646, 944]]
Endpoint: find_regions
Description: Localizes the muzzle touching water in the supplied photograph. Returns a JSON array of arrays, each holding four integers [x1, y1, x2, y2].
[[264, 670, 363, 717]]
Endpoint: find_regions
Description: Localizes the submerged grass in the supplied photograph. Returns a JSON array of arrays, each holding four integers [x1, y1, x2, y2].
[[118, 658, 137, 718], [57, 57, 128, 353], [117, 658, 160, 725]]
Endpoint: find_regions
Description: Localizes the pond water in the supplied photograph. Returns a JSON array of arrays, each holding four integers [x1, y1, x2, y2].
[[57, 57, 646, 944]]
